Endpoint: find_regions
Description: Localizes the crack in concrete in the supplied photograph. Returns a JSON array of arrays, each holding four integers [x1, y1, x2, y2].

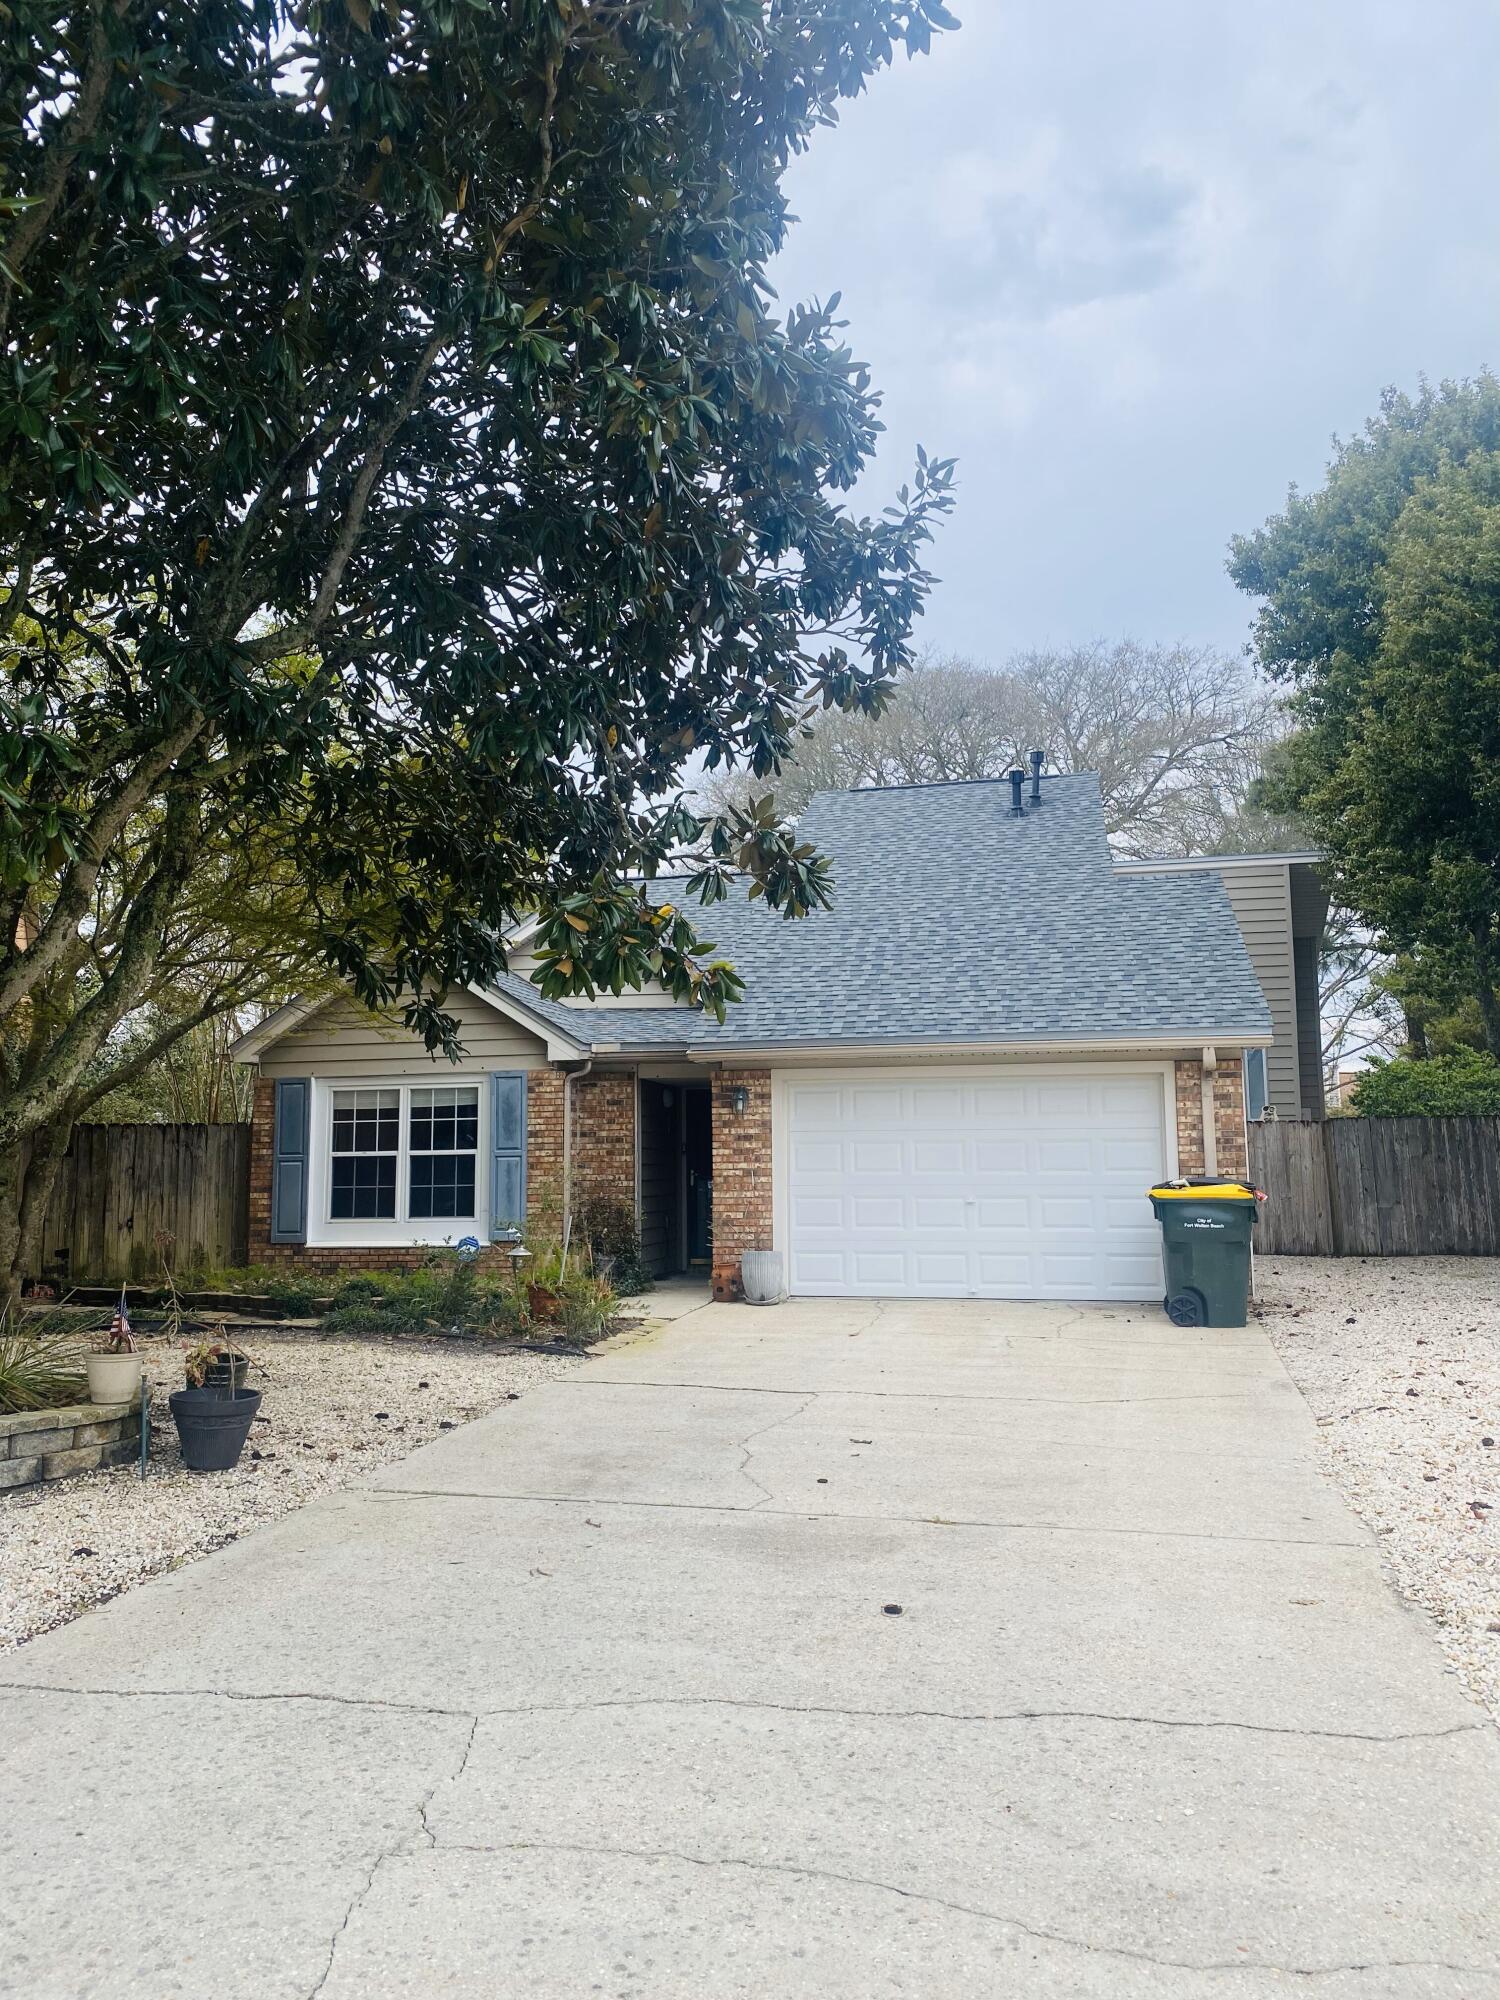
[[3, 1678, 1482, 1745], [410, 1711, 478, 1852], [307, 1709, 479, 1998], [416, 1836, 1497, 1983], [362, 1482, 1366, 1549], [734, 1392, 819, 1507], [305, 1843, 384, 1999], [582, 1375, 1274, 1409]]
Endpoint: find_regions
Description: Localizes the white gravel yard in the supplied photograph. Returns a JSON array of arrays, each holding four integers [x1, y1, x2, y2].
[[1257, 1255, 1500, 1723], [0, 1332, 580, 1650]]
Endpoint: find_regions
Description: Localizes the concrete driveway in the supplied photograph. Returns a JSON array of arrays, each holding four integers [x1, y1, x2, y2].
[[3, 1294, 1498, 1998]]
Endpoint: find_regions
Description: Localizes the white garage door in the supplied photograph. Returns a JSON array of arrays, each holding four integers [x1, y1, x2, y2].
[[781, 1068, 1167, 1301]]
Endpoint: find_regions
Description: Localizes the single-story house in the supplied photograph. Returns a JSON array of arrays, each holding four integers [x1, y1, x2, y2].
[[231, 774, 1325, 1302]]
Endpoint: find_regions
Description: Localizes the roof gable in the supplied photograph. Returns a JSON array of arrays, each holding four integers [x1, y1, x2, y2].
[[237, 777, 1275, 1066]]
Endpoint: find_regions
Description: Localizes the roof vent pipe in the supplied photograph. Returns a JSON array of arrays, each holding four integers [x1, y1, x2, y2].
[[1008, 768, 1025, 817], [1029, 749, 1044, 803]]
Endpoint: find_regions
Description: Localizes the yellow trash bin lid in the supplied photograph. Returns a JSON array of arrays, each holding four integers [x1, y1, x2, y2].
[[1148, 1181, 1262, 1203]]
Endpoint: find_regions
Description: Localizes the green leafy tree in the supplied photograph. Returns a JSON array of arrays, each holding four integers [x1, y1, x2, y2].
[[1231, 379, 1500, 1050], [1351, 1048, 1500, 1117], [1370, 949, 1489, 1060], [0, 796, 335, 1291], [0, 0, 958, 1269]]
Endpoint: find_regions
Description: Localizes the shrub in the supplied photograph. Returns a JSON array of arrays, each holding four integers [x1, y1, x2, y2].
[[1351, 1049, 1500, 1117], [572, 1191, 651, 1295], [0, 1313, 89, 1413], [557, 1274, 617, 1346], [233, 1266, 326, 1317], [320, 1255, 524, 1340]]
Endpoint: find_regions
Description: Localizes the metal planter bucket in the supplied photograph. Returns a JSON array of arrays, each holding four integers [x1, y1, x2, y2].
[[740, 1251, 786, 1306]]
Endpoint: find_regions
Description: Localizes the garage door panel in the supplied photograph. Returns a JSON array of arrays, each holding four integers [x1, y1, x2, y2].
[[790, 1194, 843, 1231], [787, 1086, 844, 1124], [908, 1084, 964, 1120], [1099, 1194, 1148, 1228], [1039, 1196, 1093, 1229], [851, 1251, 907, 1287], [912, 1136, 965, 1175], [851, 1085, 907, 1119], [973, 1251, 1037, 1286], [974, 1197, 1028, 1228], [1035, 1081, 1094, 1116], [852, 1194, 904, 1230], [912, 1251, 970, 1286], [783, 1067, 1167, 1301], [1099, 1078, 1160, 1114], [788, 1248, 847, 1287], [913, 1196, 968, 1228], [1101, 1138, 1163, 1175], [1037, 1137, 1091, 1173]]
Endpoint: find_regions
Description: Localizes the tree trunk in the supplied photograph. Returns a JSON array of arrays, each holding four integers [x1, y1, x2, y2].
[[0, 1143, 23, 1311], [1403, 1006, 1429, 1059], [1476, 981, 1500, 1060], [15, 1117, 71, 1293]]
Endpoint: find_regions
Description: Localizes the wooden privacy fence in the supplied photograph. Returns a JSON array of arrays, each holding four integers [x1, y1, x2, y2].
[[37, 1123, 250, 1284], [1249, 1117, 1500, 1257]]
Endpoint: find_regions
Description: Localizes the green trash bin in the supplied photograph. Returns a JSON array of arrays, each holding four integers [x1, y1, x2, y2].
[[1148, 1181, 1263, 1327]]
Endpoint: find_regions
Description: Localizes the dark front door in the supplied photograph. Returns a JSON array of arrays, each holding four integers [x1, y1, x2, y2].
[[684, 1086, 712, 1267]]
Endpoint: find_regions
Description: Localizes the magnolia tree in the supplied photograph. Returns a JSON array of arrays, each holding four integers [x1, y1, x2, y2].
[[0, 0, 957, 1289]]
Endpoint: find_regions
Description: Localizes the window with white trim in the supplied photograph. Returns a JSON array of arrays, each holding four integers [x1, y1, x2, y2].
[[409, 1085, 480, 1219], [326, 1083, 481, 1223], [330, 1088, 400, 1219]]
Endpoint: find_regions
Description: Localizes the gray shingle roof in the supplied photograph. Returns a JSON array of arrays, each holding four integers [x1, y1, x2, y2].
[[488, 776, 1273, 1055]]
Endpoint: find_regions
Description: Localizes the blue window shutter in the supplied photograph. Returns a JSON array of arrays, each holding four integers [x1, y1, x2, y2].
[[490, 1071, 527, 1240], [1243, 1048, 1268, 1122], [270, 1077, 310, 1243]]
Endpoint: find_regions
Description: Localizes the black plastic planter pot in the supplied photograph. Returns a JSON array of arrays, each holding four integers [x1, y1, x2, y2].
[[169, 1387, 262, 1471], [198, 1355, 250, 1392]]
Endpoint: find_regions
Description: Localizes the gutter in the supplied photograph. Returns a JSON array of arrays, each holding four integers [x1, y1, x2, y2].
[[561, 1058, 593, 1247], [676, 1031, 1274, 1063]]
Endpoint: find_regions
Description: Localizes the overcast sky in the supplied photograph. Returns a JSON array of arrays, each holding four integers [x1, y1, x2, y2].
[[771, 1, 1500, 664]]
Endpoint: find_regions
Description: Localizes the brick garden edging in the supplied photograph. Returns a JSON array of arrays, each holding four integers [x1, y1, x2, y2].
[[0, 1399, 140, 1491]]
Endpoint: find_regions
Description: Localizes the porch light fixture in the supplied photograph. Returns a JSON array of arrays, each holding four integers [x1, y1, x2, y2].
[[730, 1085, 750, 1114]]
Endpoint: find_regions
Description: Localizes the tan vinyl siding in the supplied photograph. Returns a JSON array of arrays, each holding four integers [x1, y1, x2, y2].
[[506, 952, 692, 1009], [1216, 866, 1298, 1116], [257, 990, 548, 1078]]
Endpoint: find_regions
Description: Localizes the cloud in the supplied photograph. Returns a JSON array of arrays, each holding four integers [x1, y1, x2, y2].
[[932, 143, 1199, 320], [772, 0, 1500, 655]]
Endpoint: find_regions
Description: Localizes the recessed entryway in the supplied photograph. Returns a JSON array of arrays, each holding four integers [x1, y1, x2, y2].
[[638, 1079, 713, 1279]]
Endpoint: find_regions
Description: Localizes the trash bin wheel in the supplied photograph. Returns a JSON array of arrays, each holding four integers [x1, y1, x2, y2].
[[1166, 1291, 1207, 1328]]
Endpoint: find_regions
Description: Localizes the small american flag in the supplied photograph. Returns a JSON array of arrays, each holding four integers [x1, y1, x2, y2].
[[110, 1290, 131, 1347]]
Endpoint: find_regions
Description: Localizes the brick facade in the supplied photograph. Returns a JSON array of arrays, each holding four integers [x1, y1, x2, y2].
[[569, 1071, 636, 1210], [1173, 1056, 1248, 1181], [709, 1068, 774, 1299], [525, 1068, 565, 1231], [247, 1074, 276, 1260], [247, 1055, 1250, 1284], [247, 1066, 573, 1269]]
